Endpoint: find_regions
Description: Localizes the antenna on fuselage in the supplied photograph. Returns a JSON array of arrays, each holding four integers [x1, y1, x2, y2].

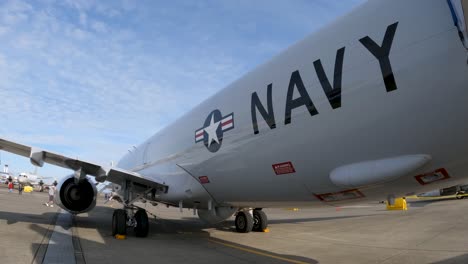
[[128, 145, 137, 153]]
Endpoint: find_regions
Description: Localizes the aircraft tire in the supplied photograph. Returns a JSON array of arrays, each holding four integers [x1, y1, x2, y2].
[[134, 209, 149, 237], [235, 211, 253, 233], [252, 209, 268, 232], [112, 209, 127, 236]]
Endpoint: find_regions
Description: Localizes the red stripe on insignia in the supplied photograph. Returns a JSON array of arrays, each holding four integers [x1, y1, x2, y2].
[[196, 132, 204, 137], [221, 119, 233, 127]]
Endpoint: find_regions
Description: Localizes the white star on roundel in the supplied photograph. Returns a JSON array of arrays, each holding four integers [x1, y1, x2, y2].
[[203, 114, 221, 147]]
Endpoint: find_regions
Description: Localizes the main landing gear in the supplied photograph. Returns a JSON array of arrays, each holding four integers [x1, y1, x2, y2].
[[112, 209, 127, 236], [112, 208, 149, 237], [235, 208, 268, 233]]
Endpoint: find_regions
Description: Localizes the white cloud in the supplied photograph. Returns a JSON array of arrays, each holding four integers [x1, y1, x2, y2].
[[91, 20, 107, 33], [0, 0, 32, 25], [79, 11, 87, 27]]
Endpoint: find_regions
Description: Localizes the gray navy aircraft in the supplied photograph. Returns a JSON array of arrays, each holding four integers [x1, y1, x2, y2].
[[1, 0, 468, 237]]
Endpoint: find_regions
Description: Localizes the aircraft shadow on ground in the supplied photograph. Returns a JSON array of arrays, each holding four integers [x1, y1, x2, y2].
[[75, 206, 377, 233], [267, 215, 376, 224], [212, 215, 379, 232], [0, 210, 58, 226], [17, 202, 468, 264], [26, 204, 319, 263], [407, 198, 463, 208], [0, 210, 60, 263], [430, 253, 468, 264]]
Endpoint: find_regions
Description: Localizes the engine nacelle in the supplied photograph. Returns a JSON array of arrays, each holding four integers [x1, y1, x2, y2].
[[198, 207, 237, 224], [56, 175, 97, 214]]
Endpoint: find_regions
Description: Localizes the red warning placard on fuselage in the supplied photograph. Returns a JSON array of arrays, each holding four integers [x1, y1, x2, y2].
[[414, 168, 450, 185], [315, 189, 365, 202], [272, 161, 296, 175], [198, 176, 210, 184]]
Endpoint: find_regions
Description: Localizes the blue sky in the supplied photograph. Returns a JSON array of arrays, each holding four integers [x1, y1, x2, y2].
[[0, 0, 364, 181]]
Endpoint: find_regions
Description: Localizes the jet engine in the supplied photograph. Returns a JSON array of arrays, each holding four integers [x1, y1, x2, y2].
[[197, 207, 237, 224], [56, 175, 97, 214]]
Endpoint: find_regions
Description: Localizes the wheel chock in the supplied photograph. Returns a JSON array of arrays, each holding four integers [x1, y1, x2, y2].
[[114, 234, 126, 240], [386, 198, 408, 210], [262, 228, 270, 233]]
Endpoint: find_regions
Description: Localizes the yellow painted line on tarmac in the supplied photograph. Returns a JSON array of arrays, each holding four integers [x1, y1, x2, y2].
[[407, 194, 467, 201], [207, 239, 309, 264]]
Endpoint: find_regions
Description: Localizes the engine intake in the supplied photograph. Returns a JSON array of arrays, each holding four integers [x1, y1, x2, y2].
[[56, 175, 97, 214]]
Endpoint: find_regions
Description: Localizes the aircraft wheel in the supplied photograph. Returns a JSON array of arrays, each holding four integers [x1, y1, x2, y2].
[[252, 209, 268, 232], [134, 209, 149, 237], [112, 209, 127, 236], [235, 211, 253, 233]]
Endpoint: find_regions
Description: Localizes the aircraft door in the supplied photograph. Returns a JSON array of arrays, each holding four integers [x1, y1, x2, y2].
[[142, 142, 151, 165]]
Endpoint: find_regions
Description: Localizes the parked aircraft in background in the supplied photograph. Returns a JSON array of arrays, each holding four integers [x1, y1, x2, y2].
[[0, 0, 467, 237], [0, 164, 12, 183], [17, 172, 51, 186], [0, 164, 15, 183], [0, 172, 12, 184], [15, 166, 52, 186]]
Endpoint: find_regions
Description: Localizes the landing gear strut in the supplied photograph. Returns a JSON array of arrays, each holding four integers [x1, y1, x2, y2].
[[112, 180, 154, 237]]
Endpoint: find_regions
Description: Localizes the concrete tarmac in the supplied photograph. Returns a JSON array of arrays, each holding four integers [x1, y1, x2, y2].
[[0, 185, 58, 263], [1, 185, 468, 264]]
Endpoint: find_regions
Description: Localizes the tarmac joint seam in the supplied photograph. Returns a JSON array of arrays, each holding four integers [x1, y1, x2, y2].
[[31, 210, 59, 264], [72, 215, 86, 264]]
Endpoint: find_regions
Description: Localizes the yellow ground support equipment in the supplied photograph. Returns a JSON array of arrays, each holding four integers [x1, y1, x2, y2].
[[23, 186, 33, 193], [386, 198, 408, 210]]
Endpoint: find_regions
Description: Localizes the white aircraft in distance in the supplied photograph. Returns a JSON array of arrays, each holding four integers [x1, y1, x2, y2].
[[0, 0, 467, 237], [0, 172, 12, 183], [17, 172, 51, 186]]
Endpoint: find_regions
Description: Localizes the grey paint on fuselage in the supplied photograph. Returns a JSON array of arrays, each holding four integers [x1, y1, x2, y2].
[[118, 0, 468, 209]]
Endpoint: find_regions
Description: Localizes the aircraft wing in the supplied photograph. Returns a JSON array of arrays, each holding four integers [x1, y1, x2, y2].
[[0, 138, 166, 190]]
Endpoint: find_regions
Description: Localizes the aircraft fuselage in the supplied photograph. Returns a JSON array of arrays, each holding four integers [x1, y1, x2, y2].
[[118, 0, 468, 209]]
